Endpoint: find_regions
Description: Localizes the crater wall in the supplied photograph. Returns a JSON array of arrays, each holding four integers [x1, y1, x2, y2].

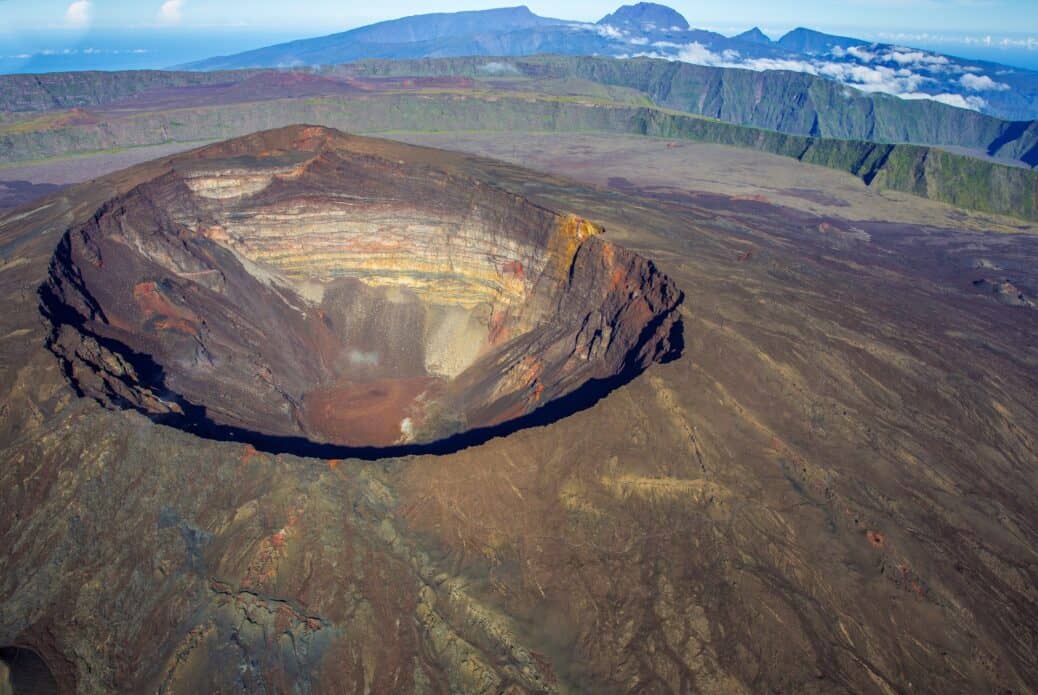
[[39, 126, 683, 452]]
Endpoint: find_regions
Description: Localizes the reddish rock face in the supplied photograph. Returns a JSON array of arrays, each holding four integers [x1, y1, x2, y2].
[[39, 126, 682, 453]]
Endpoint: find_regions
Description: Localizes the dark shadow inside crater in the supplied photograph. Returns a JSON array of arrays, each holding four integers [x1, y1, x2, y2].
[[0, 646, 60, 695], [40, 276, 683, 460]]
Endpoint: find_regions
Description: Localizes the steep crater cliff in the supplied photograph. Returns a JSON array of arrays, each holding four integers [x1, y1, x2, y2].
[[39, 126, 683, 456]]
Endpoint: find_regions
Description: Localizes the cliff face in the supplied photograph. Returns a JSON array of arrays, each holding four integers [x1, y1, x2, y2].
[[4, 92, 1036, 221], [0, 69, 266, 112], [5, 56, 1037, 159], [4, 59, 1037, 222], [40, 126, 682, 451], [353, 55, 1038, 158]]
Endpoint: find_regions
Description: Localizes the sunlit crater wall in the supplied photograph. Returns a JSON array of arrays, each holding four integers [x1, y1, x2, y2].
[[175, 152, 597, 379], [40, 126, 682, 449]]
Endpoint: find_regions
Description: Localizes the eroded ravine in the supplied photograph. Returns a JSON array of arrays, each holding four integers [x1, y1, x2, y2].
[[38, 126, 682, 455]]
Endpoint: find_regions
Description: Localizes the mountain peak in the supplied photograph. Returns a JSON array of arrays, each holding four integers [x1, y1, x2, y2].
[[597, 3, 690, 30], [486, 5, 535, 18], [733, 27, 772, 45], [777, 27, 867, 53]]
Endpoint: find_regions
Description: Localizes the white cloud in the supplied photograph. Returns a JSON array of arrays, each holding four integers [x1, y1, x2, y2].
[[653, 40, 987, 112], [158, 0, 185, 25], [964, 35, 1038, 50], [874, 31, 1038, 51], [676, 42, 724, 65], [819, 61, 931, 93], [9, 47, 151, 60], [901, 92, 988, 110], [997, 36, 1038, 49], [740, 57, 819, 73], [670, 41, 821, 76], [64, 0, 91, 27], [959, 73, 1010, 91], [847, 46, 877, 62], [874, 31, 945, 43], [478, 61, 520, 75], [886, 49, 950, 67], [476, 20, 1011, 116], [834, 44, 961, 76]]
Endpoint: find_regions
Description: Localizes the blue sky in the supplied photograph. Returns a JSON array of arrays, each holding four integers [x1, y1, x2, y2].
[[1, 0, 1035, 34]]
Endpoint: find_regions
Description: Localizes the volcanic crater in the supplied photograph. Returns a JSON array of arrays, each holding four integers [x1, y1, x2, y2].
[[39, 126, 683, 455]]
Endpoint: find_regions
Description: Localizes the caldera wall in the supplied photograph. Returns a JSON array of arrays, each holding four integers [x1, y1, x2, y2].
[[39, 126, 683, 452]]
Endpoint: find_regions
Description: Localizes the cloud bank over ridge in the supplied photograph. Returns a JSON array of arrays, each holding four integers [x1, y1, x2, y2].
[[592, 23, 1016, 112]]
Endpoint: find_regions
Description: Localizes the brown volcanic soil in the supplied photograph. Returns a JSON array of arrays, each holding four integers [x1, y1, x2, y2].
[[1, 126, 1038, 693], [303, 376, 445, 447], [0, 180, 65, 211]]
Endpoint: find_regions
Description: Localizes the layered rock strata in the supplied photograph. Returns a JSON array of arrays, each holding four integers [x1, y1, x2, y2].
[[40, 126, 682, 450]]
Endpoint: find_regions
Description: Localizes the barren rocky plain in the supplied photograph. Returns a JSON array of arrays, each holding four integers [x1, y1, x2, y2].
[[1, 66, 1037, 695]]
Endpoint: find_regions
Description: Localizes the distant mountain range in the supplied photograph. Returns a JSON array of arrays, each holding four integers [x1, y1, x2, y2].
[[182, 3, 1038, 121], [2, 51, 1036, 219], [333, 55, 1038, 167], [9, 54, 1035, 168]]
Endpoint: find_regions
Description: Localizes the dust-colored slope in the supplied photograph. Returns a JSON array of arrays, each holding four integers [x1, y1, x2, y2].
[[1, 127, 1037, 692]]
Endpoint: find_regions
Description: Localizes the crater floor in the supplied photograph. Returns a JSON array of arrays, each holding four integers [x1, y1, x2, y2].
[[39, 126, 682, 451]]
